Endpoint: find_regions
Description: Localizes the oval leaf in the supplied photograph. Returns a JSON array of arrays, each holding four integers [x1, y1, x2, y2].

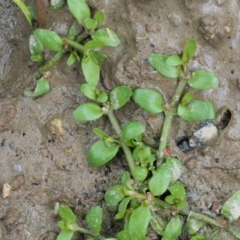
[[162, 215, 182, 240], [178, 100, 216, 122], [181, 92, 194, 106], [221, 190, 240, 222], [168, 181, 186, 200], [182, 39, 197, 63], [34, 29, 62, 51], [187, 70, 219, 90], [149, 54, 179, 78], [57, 230, 74, 240], [128, 204, 151, 240], [149, 163, 172, 196], [104, 185, 125, 211], [24, 77, 50, 97], [117, 231, 131, 240], [67, 0, 90, 25], [166, 55, 183, 66], [87, 140, 119, 167], [150, 211, 167, 235], [166, 157, 183, 183], [190, 236, 206, 240], [187, 218, 205, 235], [86, 206, 102, 234], [94, 11, 105, 27], [110, 86, 132, 110], [132, 88, 163, 114], [82, 55, 100, 86], [58, 205, 76, 224], [121, 121, 145, 142], [92, 28, 120, 47], [81, 83, 98, 100], [29, 34, 43, 59], [116, 197, 131, 219], [73, 103, 103, 121]]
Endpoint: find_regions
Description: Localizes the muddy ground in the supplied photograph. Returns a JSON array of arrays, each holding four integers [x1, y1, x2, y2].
[[1, 0, 240, 239]]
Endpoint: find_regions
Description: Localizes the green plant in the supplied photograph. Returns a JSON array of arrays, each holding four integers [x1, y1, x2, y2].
[[70, 37, 240, 239], [15, 0, 240, 239]]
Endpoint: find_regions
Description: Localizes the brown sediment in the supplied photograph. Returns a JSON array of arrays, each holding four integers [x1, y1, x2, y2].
[[36, 0, 46, 28]]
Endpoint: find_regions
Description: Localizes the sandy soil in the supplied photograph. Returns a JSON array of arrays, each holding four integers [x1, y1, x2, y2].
[[1, 0, 240, 239]]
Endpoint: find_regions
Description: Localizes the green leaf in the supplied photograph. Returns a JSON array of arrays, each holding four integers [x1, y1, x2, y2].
[[24, 77, 50, 98], [128, 204, 151, 240], [84, 40, 103, 51], [13, 0, 33, 26], [73, 103, 103, 121], [94, 11, 105, 27], [110, 86, 132, 110], [29, 34, 43, 61], [104, 185, 125, 211], [68, 20, 81, 37], [121, 121, 145, 142], [92, 28, 120, 47], [182, 39, 197, 63], [82, 54, 100, 86], [67, 0, 90, 25], [92, 128, 109, 139], [116, 197, 131, 219], [221, 190, 240, 222], [57, 230, 74, 240], [187, 70, 219, 90], [133, 166, 148, 182], [187, 218, 205, 235], [97, 92, 108, 103], [117, 231, 131, 240], [121, 171, 133, 190], [86, 206, 102, 234], [34, 29, 62, 51], [132, 88, 163, 114], [190, 236, 206, 240], [85, 18, 97, 29], [81, 83, 98, 100], [166, 157, 183, 183], [58, 205, 77, 224], [149, 163, 172, 196], [178, 100, 216, 122], [150, 211, 167, 235], [149, 54, 180, 78], [162, 215, 182, 240], [168, 181, 186, 200], [58, 220, 67, 230], [67, 52, 79, 66], [87, 140, 119, 167], [93, 51, 107, 62], [166, 55, 183, 66], [181, 92, 194, 106]]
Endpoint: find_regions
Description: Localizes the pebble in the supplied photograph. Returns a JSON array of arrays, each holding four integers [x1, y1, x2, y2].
[[9, 174, 25, 191], [3, 208, 19, 229], [13, 163, 22, 172]]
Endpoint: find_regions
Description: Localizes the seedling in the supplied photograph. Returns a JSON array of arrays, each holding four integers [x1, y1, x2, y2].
[[15, 0, 240, 239]]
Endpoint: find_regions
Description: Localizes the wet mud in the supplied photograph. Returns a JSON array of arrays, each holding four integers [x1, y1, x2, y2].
[[1, 0, 240, 239]]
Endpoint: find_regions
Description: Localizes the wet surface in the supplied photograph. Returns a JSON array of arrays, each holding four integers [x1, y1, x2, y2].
[[1, 0, 240, 239]]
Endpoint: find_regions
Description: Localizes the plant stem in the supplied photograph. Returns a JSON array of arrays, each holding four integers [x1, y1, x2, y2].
[[106, 110, 136, 176], [157, 77, 187, 165], [76, 226, 106, 240], [151, 196, 224, 229], [64, 38, 85, 53]]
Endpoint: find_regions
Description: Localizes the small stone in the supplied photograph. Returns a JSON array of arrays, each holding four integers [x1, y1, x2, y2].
[[224, 26, 231, 33], [2, 184, 11, 198], [13, 163, 22, 172], [9, 174, 25, 191]]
